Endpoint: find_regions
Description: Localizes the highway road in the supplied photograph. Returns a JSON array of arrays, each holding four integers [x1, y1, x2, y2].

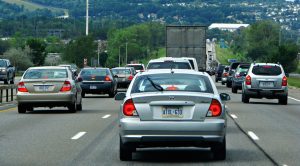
[[0, 79, 299, 165]]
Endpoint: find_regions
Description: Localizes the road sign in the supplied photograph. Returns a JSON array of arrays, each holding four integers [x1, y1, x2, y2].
[[228, 59, 237, 63]]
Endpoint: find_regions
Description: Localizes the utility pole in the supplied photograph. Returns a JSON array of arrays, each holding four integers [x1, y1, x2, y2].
[[125, 41, 128, 64], [86, 0, 89, 36], [97, 40, 101, 67], [119, 46, 121, 67]]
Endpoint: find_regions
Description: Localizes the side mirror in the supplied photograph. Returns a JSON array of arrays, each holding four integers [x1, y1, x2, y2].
[[220, 93, 230, 101], [76, 77, 83, 82], [115, 92, 126, 101]]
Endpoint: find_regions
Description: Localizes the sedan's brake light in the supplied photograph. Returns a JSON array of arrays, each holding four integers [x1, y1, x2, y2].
[[60, 81, 71, 92], [282, 76, 287, 86], [245, 75, 251, 85], [105, 75, 112, 82], [128, 75, 134, 81], [18, 82, 28, 92], [207, 99, 222, 117], [123, 99, 138, 116]]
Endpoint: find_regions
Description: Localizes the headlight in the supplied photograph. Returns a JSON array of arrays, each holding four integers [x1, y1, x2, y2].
[[1, 69, 6, 72]]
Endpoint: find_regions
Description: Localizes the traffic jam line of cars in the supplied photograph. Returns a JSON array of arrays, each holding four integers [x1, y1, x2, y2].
[[12, 56, 298, 163]]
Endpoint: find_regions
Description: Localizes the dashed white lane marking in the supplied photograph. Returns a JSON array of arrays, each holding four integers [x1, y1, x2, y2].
[[248, 131, 259, 140], [71, 132, 87, 140], [288, 96, 300, 102], [282, 164, 288, 166], [230, 114, 238, 119], [102, 114, 111, 119]]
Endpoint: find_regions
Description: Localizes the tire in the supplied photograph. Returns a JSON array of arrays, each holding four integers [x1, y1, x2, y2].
[[10, 76, 15, 84], [109, 89, 115, 98], [226, 81, 231, 88], [18, 104, 26, 114], [119, 138, 133, 161], [68, 102, 77, 113], [77, 103, 82, 111], [232, 86, 237, 93], [221, 82, 225, 85], [81, 92, 85, 98], [242, 93, 250, 103], [4, 79, 8, 84], [215, 78, 218, 83], [211, 137, 226, 160], [279, 96, 288, 105]]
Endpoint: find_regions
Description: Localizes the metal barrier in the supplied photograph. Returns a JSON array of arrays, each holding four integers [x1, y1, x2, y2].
[[0, 85, 17, 103]]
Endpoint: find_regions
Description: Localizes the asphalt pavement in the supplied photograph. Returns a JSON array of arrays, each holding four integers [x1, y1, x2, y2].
[[0, 79, 299, 165]]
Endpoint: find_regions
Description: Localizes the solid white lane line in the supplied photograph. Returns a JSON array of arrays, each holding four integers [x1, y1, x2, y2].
[[288, 96, 300, 102], [248, 131, 259, 140], [102, 114, 111, 119], [71, 132, 87, 140], [230, 114, 238, 119]]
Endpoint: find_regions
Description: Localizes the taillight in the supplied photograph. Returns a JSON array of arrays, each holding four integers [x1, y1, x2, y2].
[[207, 99, 222, 117], [123, 99, 137, 116], [128, 75, 134, 81], [245, 75, 251, 85], [60, 81, 72, 92], [18, 82, 28, 92], [105, 75, 112, 82], [167, 85, 178, 91], [223, 73, 228, 77], [282, 76, 287, 86]]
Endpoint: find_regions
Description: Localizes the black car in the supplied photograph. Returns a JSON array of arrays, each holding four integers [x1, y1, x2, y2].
[[215, 64, 225, 82], [231, 63, 250, 93], [226, 62, 241, 87], [78, 68, 117, 98]]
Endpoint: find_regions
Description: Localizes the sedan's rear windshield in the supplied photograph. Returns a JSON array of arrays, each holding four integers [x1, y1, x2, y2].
[[112, 69, 131, 75], [80, 69, 108, 76], [131, 74, 213, 93], [147, 62, 191, 70], [126, 65, 144, 70], [24, 69, 68, 79], [252, 65, 282, 76]]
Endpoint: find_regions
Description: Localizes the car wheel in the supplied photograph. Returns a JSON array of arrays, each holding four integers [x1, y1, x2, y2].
[[211, 137, 226, 160], [215, 78, 218, 83], [226, 82, 231, 88], [109, 89, 115, 98], [10, 76, 15, 84], [119, 137, 133, 161], [242, 93, 250, 103], [18, 104, 26, 114], [232, 86, 237, 93], [4, 79, 8, 84], [221, 82, 225, 85], [77, 103, 82, 111], [68, 102, 77, 113], [81, 92, 85, 98], [279, 96, 288, 105]]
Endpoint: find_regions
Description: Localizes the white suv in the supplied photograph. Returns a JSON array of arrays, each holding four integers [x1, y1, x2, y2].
[[242, 63, 288, 105]]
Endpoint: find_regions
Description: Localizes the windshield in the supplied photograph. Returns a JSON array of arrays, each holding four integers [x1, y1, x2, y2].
[[131, 74, 213, 93], [147, 62, 191, 70], [24, 69, 68, 79]]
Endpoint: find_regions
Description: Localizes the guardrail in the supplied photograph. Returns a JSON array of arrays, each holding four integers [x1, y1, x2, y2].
[[0, 85, 17, 103]]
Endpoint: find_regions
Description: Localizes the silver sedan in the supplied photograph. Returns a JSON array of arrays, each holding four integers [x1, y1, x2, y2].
[[115, 69, 230, 161], [17, 66, 82, 113]]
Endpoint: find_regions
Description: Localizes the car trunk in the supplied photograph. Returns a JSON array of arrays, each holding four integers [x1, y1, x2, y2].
[[23, 79, 67, 93], [131, 92, 213, 121], [82, 75, 106, 81], [251, 75, 283, 89]]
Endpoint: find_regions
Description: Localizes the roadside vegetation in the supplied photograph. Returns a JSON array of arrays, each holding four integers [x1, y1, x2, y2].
[[215, 46, 245, 65], [288, 77, 300, 88]]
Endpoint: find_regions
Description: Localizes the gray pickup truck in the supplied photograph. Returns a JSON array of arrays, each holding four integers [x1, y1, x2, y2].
[[0, 59, 15, 84]]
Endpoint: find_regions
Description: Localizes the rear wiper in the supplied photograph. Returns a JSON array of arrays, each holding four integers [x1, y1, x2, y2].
[[146, 77, 164, 91]]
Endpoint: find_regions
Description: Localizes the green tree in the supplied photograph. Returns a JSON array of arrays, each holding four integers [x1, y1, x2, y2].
[[63, 35, 97, 68], [26, 38, 47, 66], [1, 46, 33, 71]]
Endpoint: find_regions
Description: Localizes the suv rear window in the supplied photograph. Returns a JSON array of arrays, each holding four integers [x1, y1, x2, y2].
[[252, 65, 282, 76], [147, 62, 191, 69], [126, 65, 144, 70]]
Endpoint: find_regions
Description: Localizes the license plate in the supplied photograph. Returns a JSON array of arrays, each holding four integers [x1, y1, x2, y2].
[[90, 85, 97, 89], [162, 107, 183, 118], [36, 85, 51, 92], [259, 81, 274, 88]]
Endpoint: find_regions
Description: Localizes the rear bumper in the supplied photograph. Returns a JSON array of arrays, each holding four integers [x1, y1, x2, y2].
[[120, 118, 226, 146], [17, 92, 75, 105], [232, 80, 243, 88], [0, 74, 8, 80], [243, 87, 288, 99], [81, 82, 113, 94]]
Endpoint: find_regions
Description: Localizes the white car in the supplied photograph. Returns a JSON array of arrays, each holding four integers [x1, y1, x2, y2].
[[180, 57, 199, 71], [125, 64, 145, 73]]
